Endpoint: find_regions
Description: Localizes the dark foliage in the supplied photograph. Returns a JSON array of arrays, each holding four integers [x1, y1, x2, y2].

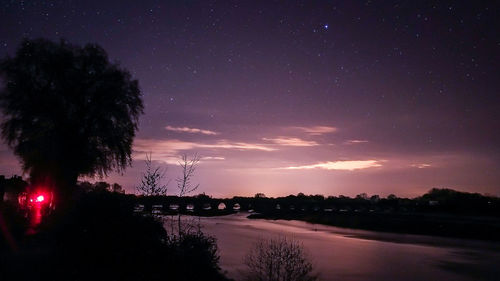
[[0, 202, 28, 252], [166, 232, 223, 281], [0, 38, 143, 195], [135, 188, 499, 219], [0, 191, 230, 281], [0, 175, 28, 202], [136, 153, 168, 196], [244, 189, 500, 241], [244, 237, 316, 281]]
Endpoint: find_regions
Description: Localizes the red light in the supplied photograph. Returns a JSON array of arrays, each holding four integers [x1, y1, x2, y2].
[[35, 195, 45, 203]]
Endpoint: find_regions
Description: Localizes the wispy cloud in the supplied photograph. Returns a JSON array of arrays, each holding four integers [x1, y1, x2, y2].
[[154, 156, 225, 165], [133, 138, 274, 164], [165, 126, 219, 135], [281, 160, 382, 171], [205, 141, 276, 151], [411, 163, 431, 169], [291, 126, 337, 135], [344, 140, 369, 145], [133, 138, 275, 157], [202, 156, 225, 161], [262, 137, 319, 147]]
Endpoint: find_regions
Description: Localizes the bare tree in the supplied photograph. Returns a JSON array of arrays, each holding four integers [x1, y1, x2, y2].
[[177, 153, 200, 197], [175, 153, 200, 236], [136, 153, 169, 196], [244, 237, 317, 281]]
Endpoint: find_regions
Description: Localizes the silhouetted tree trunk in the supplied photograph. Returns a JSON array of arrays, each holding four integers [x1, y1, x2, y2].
[[176, 154, 200, 236]]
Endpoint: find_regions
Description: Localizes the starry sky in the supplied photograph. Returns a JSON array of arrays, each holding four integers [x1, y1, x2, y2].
[[1, 1, 499, 197]]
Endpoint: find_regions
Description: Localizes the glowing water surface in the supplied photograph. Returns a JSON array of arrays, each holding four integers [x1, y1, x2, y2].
[[183, 213, 500, 281]]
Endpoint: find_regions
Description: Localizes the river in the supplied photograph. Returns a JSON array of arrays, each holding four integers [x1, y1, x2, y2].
[[173, 212, 500, 281]]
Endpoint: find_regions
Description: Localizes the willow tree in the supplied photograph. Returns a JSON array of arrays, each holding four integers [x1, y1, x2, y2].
[[0, 38, 143, 200]]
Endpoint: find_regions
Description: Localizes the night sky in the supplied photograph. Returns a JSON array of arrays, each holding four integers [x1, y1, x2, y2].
[[1, 1, 499, 197]]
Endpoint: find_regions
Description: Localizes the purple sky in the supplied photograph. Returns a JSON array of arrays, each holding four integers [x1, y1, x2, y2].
[[1, 1, 499, 197]]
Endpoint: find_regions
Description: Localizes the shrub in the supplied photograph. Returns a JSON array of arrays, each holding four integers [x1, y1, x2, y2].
[[0, 191, 229, 281], [244, 237, 316, 281]]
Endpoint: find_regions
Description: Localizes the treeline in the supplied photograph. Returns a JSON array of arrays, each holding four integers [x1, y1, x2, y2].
[[2, 175, 498, 217], [132, 188, 500, 217], [234, 189, 500, 217], [243, 190, 500, 241]]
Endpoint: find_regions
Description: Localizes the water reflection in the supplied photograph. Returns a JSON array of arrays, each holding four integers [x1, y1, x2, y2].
[[178, 213, 500, 281]]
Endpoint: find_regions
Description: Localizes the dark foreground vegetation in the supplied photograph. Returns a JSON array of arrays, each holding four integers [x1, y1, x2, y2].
[[0, 187, 230, 281]]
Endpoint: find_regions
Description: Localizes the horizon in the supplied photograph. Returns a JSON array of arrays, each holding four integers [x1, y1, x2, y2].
[[1, 1, 499, 198]]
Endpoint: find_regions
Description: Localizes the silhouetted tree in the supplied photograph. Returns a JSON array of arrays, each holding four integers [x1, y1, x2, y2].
[[93, 181, 110, 193], [177, 153, 200, 198], [356, 193, 368, 200], [176, 153, 200, 235], [0, 175, 28, 203], [111, 183, 124, 193], [370, 195, 380, 203], [387, 194, 398, 200], [255, 193, 266, 198], [136, 153, 168, 196], [0, 38, 143, 202], [244, 237, 317, 281], [77, 181, 94, 191]]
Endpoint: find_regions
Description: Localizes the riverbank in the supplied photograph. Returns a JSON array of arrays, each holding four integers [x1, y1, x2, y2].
[[247, 211, 500, 241], [200, 213, 500, 281]]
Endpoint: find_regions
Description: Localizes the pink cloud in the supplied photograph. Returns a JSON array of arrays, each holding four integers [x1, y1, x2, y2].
[[281, 160, 382, 171], [133, 138, 275, 159], [344, 140, 369, 145], [262, 137, 319, 147], [291, 126, 337, 135], [411, 163, 432, 169], [165, 126, 219, 135]]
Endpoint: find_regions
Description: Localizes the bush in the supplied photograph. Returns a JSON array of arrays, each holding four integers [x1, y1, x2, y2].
[[0, 191, 229, 281], [0, 202, 28, 252], [165, 231, 225, 281], [244, 237, 316, 281]]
